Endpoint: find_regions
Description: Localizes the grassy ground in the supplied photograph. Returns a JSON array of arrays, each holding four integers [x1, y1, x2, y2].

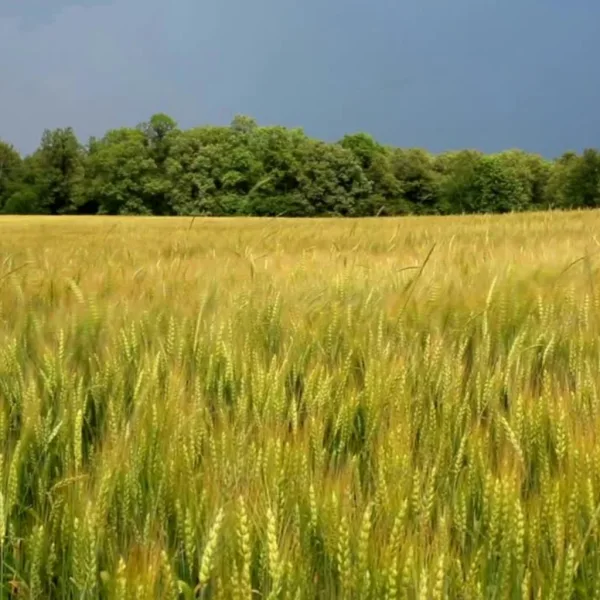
[[1, 211, 600, 598]]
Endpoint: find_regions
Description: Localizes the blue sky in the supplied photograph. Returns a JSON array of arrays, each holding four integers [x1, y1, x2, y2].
[[1, 0, 598, 157]]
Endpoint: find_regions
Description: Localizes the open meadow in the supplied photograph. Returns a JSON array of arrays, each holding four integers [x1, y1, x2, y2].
[[2, 211, 600, 598]]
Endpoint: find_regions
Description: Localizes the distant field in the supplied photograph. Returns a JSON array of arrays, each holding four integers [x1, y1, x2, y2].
[[1, 211, 600, 598]]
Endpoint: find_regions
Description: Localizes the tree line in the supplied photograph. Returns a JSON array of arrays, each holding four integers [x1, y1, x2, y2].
[[1, 114, 599, 216]]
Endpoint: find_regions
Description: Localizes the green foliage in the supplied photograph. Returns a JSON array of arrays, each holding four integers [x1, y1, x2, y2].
[[139, 113, 179, 214], [518, 151, 553, 207], [0, 141, 22, 212], [545, 152, 580, 209], [34, 127, 86, 214], [164, 127, 220, 215], [84, 128, 162, 215], [1, 114, 599, 215], [2, 155, 49, 214], [390, 148, 441, 214], [340, 134, 403, 214], [296, 139, 371, 216], [436, 149, 483, 214], [564, 148, 600, 208], [464, 153, 532, 213], [1, 129, 85, 214], [240, 126, 308, 216]]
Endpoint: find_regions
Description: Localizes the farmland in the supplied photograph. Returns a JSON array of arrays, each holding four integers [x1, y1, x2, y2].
[[1, 212, 600, 598]]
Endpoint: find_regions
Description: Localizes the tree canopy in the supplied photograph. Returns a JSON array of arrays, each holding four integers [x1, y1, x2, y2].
[[1, 115, 598, 216]]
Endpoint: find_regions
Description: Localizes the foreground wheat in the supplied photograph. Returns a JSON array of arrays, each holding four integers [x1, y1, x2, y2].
[[1, 212, 600, 598]]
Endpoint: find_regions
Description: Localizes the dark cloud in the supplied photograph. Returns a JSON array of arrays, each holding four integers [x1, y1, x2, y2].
[[1, 0, 599, 156], [0, 0, 113, 28]]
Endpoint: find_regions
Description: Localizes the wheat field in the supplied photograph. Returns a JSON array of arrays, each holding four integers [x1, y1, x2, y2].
[[1, 212, 600, 599]]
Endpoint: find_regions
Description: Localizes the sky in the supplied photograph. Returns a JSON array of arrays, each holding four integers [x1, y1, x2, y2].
[[1, 0, 598, 157]]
